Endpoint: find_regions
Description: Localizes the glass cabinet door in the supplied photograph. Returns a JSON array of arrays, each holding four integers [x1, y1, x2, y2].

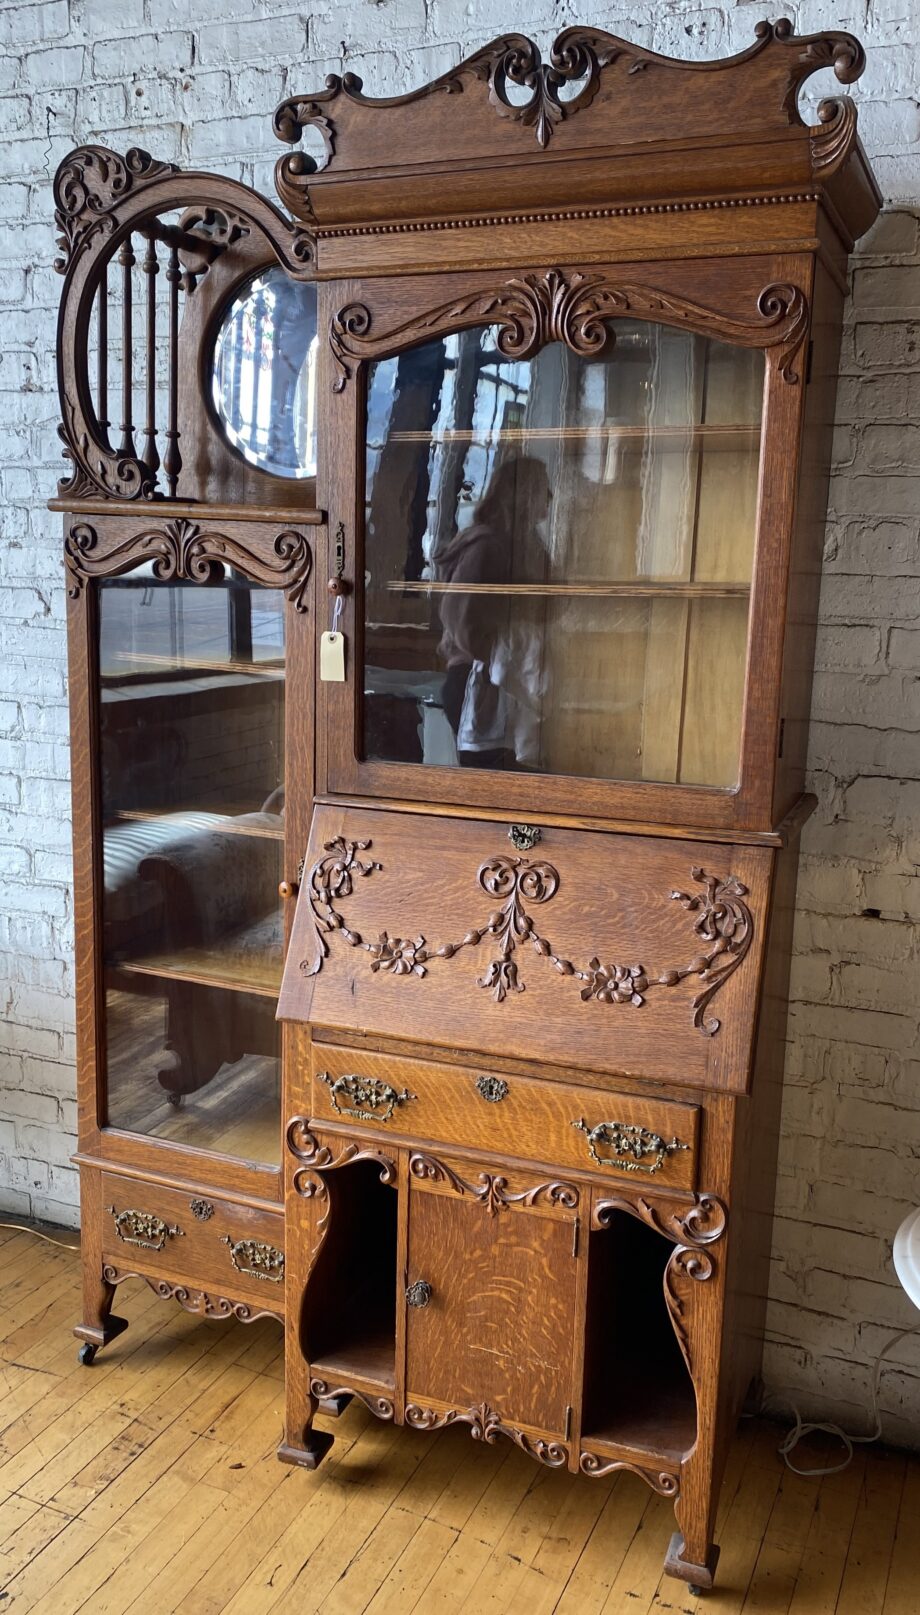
[[362, 321, 763, 790], [97, 567, 285, 1166]]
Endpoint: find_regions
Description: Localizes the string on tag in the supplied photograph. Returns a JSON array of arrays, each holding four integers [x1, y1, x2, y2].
[[330, 594, 344, 635]]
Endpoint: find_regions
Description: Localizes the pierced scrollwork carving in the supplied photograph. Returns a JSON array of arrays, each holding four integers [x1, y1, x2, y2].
[[592, 1191, 727, 1248], [102, 1265, 281, 1323], [665, 1245, 716, 1378], [106, 1207, 183, 1252], [579, 1451, 680, 1494], [53, 145, 178, 275], [309, 1378, 394, 1420], [301, 839, 754, 1038], [286, 1116, 397, 1198], [572, 1119, 690, 1176], [409, 1152, 579, 1216], [220, 1237, 284, 1283], [329, 271, 808, 392], [316, 1069, 417, 1124], [404, 1401, 568, 1467], [64, 520, 312, 611]]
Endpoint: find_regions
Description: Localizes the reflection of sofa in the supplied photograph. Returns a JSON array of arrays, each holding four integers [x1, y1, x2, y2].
[[103, 808, 282, 1103]]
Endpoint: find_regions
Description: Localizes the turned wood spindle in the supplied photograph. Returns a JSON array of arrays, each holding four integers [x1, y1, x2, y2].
[[163, 242, 182, 499], [141, 232, 159, 477], [117, 236, 135, 458], [96, 263, 109, 447]]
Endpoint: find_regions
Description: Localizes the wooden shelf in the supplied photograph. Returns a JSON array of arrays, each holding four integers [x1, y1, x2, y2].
[[385, 580, 751, 598], [383, 423, 760, 450], [582, 1378, 697, 1465], [108, 808, 284, 842], [108, 919, 282, 999], [311, 1335, 396, 1392], [102, 651, 284, 679]]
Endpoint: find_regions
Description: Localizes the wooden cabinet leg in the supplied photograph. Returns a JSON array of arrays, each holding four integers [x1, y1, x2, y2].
[[277, 1381, 334, 1471], [74, 1171, 127, 1362]]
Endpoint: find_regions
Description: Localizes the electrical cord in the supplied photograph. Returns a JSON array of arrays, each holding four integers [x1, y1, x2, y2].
[[761, 1324, 920, 1476], [0, 1220, 79, 1252]]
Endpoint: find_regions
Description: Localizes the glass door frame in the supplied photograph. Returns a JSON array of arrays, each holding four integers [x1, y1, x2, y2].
[[315, 257, 811, 834], [66, 519, 317, 1202]]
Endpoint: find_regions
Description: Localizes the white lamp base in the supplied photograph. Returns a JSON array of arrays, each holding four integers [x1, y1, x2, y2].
[[893, 1207, 920, 1313]]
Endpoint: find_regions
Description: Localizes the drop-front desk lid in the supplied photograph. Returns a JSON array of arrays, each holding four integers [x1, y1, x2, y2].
[[278, 805, 774, 1093]]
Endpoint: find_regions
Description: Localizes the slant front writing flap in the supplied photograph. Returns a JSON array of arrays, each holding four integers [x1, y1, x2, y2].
[[278, 807, 774, 1093]]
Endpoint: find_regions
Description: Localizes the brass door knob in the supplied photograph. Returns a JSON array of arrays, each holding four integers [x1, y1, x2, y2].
[[406, 1280, 432, 1308], [278, 879, 298, 900]]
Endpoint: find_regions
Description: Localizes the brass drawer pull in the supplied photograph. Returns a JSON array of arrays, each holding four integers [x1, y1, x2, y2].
[[571, 1119, 690, 1176], [475, 1075, 508, 1103], [107, 1206, 184, 1251], [221, 1236, 284, 1283], [406, 1280, 432, 1308], [317, 1069, 416, 1124]]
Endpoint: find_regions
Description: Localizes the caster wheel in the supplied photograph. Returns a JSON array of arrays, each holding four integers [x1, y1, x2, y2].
[[689, 1588, 704, 1599], [78, 1343, 97, 1366], [165, 1092, 183, 1108]]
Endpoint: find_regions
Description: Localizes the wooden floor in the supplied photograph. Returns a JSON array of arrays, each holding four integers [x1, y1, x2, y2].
[[0, 1224, 917, 1614]]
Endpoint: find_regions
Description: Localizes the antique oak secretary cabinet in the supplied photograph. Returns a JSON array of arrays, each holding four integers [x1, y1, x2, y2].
[[53, 22, 879, 1592]]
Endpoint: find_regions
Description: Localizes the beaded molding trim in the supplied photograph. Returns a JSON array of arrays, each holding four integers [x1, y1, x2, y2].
[[314, 191, 822, 239]]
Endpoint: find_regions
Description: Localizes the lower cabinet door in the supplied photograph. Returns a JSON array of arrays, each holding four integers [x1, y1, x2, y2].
[[404, 1152, 581, 1437]]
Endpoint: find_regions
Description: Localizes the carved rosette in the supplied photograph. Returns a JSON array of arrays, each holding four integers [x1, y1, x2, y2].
[[329, 270, 808, 392], [64, 520, 312, 611], [301, 839, 754, 1039], [409, 1152, 579, 1216], [404, 1401, 568, 1467], [102, 1266, 282, 1324]]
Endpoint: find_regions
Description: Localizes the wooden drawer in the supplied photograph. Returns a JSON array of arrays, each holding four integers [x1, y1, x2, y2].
[[279, 805, 772, 1093], [100, 1174, 284, 1307], [310, 1045, 699, 1191]]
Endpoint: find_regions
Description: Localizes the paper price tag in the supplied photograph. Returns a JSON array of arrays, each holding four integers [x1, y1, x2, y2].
[[320, 630, 346, 682]]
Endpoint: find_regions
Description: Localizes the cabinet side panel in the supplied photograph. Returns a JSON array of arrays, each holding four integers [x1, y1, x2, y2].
[[773, 256, 847, 823], [67, 566, 104, 1153]]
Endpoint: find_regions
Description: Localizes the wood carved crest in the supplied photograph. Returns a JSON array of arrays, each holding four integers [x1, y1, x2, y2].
[[404, 1400, 568, 1468], [64, 520, 312, 611], [301, 837, 754, 1037], [102, 1265, 282, 1324], [329, 270, 809, 392], [409, 1152, 580, 1216]]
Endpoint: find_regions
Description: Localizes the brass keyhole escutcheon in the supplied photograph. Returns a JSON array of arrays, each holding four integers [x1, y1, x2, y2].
[[406, 1280, 432, 1308]]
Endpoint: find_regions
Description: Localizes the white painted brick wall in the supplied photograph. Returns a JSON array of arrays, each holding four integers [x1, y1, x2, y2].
[[0, 0, 917, 1445]]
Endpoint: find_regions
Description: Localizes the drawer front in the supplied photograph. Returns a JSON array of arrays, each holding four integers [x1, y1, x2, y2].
[[280, 806, 772, 1093], [311, 1046, 699, 1191], [100, 1175, 284, 1306]]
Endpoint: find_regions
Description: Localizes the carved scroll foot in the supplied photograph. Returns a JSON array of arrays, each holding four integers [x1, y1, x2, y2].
[[277, 1428, 335, 1470], [664, 1532, 720, 1591]]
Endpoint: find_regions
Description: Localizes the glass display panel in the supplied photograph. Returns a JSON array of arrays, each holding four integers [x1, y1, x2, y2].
[[98, 570, 284, 1165], [362, 323, 764, 788], [212, 267, 318, 479]]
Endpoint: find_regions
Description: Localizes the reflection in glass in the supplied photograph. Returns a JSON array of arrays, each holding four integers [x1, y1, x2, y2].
[[212, 268, 318, 478], [363, 323, 764, 788], [98, 571, 284, 1163]]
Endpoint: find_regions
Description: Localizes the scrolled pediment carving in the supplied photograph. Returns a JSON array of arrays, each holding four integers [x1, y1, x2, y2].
[[64, 519, 312, 611], [330, 270, 808, 391]]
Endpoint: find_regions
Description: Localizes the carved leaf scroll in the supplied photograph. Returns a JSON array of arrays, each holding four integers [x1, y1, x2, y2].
[[409, 1152, 579, 1216], [579, 1451, 680, 1493], [64, 520, 312, 611], [300, 838, 753, 1039], [102, 1265, 281, 1324], [404, 1400, 568, 1467], [330, 270, 808, 392]]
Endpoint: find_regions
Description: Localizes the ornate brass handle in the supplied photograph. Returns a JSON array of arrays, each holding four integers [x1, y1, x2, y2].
[[107, 1206, 184, 1251], [406, 1280, 432, 1308], [220, 1236, 284, 1282], [317, 1069, 416, 1124], [571, 1119, 690, 1176]]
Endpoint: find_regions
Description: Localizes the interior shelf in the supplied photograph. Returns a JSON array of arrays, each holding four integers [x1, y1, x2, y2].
[[108, 916, 283, 999], [385, 580, 751, 598], [383, 423, 760, 450], [311, 1332, 397, 1392], [108, 807, 284, 841]]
